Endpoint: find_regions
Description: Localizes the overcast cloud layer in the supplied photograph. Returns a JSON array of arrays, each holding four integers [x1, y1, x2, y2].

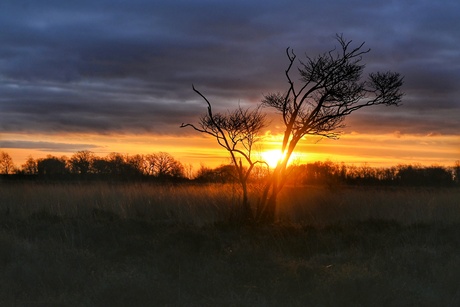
[[1, 0, 459, 139]]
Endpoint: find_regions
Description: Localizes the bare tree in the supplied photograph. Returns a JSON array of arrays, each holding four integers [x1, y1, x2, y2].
[[151, 152, 185, 178], [21, 156, 38, 174], [106, 152, 127, 175], [454, 160, 460, 184], [37, 155, 68, 175], [0, 151, 15, 174], [143, 152, 185, 178], [181, 86, 268, 222], [69, 150, 95, 175], [257, 34, 404, 222], [184, 163, 194, 179], [143, 154, 157, 176], [126, 154, 146, 175]]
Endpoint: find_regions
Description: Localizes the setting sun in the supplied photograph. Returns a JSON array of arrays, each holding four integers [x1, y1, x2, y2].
[[260, 149, 309, 168], [260, 150, 284, 168]]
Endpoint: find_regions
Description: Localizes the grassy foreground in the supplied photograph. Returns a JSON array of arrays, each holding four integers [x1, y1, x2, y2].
[[1, 182, 459, 306]]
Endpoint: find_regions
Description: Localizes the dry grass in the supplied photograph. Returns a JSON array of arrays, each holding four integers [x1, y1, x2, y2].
[[277, 185, 460, 226], [0, 182, 459, 306], [0, 182, 241, 225], [2, 182, 459, 226]]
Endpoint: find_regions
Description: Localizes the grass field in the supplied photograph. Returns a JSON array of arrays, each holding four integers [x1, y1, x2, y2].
[[1, 182, 459, 306]]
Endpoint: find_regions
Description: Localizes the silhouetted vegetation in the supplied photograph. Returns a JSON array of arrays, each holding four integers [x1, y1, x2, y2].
[[183, 35, 405, 223], [4, 150, 186, 183], [257, 35, 404, 223], [1, 150, 459, 187], [285, 161, 459, 187], [181, 87, 268, 222], [0, 151, 15, 174]]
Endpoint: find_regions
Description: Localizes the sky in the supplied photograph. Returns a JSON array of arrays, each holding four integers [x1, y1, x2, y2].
[[1, 0, 459, 170]]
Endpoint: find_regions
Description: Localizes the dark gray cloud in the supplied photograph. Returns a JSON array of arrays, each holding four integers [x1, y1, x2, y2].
[[1, 0, 459, 137], [0, 140, 99, 152]]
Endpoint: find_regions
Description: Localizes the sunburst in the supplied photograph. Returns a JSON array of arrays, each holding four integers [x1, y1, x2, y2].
[[260, 150, 284, 168]]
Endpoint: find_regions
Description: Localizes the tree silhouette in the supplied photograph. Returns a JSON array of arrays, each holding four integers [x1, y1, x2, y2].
[[184, 35, 404, 223], [257, 34, 404, 222], [454, 161, 460, 184], [195, 164, 238, 183], [92, 158, 111, 175], [126, 154, 146, 175], [0, 151, 15, 174], [21, 156, 38, 175], [69, 150, 95, 175], [146, 152, 185, 178], [37, 156, 68, 176], [181, 86, 268, 222], [396, 164, 453, 186]]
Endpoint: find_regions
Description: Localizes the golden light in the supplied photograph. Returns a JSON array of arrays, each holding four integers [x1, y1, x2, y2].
[[259, 149, 309, 168], [260, 150, 284, 168]]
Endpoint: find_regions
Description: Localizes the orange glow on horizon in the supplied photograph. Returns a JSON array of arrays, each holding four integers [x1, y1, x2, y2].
[[1, 130, 459, 172]]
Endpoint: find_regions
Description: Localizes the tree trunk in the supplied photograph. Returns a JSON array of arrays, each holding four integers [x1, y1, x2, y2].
[[232, 181, 254, 224], [258, 193, 277, 224], [256, 177, 279, 224]]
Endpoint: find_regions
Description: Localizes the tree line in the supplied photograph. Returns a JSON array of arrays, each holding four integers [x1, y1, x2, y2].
[[0, 150, 187, 180], [286, 160, 460, 187], [196, 160, 460, 187], [1, 150, 459, 186]]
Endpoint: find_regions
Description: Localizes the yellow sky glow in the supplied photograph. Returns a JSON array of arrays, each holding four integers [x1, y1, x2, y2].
[[2, 130, 459, 172]]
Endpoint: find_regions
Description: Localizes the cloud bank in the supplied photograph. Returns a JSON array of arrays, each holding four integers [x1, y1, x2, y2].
[[1, 0, 459, 139]]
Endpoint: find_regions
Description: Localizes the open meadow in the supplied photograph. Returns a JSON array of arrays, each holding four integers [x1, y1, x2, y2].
[[1, 181, 460, 306]]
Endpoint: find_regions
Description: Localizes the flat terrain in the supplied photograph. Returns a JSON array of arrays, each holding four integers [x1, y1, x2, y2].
[[1, 182, 459, 306]]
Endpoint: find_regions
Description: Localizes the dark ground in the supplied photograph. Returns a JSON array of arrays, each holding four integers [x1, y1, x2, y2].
[[1, 211, 459, 306]]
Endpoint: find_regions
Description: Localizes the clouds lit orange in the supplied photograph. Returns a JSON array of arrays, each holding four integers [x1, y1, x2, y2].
[[1, 1, 459, 169]]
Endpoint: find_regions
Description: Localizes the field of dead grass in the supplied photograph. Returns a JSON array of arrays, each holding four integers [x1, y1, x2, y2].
[[0, 182, 459, 306]]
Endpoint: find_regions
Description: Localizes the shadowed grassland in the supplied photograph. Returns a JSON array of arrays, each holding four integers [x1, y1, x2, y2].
[[0, 182, 459, 306]]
